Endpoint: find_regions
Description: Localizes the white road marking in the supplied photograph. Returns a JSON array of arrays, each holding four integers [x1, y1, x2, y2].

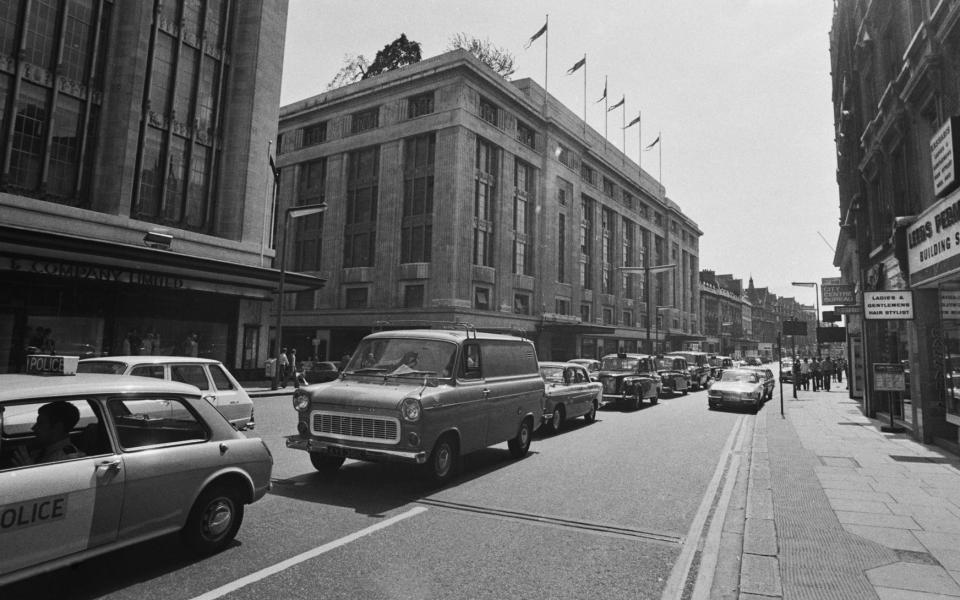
[[660, 414, 747, 599], [189, 506, 428, 600]]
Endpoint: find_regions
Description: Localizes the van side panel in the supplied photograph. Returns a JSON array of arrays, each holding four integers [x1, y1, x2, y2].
[[480, 340, 543, 444]]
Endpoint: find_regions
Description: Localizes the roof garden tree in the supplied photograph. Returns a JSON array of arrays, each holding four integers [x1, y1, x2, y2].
[[448, 33, 515, 79], [362, 33, 422, 79]]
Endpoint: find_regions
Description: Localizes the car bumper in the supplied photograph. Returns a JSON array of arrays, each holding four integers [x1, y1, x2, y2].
[[708, 396, 758, 408], [285, 435, 427, 464]]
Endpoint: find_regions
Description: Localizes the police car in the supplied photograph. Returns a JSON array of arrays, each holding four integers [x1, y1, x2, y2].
[[0, 355, 273, 586]]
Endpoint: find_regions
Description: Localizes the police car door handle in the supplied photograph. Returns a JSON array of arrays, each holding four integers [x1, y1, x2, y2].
[[96, 459, 121, 472]]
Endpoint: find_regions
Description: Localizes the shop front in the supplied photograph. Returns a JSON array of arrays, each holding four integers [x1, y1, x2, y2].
[[0, 225, 322, 377]]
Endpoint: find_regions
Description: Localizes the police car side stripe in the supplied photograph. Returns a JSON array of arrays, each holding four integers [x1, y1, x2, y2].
[[188, 506, 427, 600]]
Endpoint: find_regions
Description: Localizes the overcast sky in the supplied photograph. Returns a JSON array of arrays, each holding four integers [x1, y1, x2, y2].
[[281, 0, 839, 306]]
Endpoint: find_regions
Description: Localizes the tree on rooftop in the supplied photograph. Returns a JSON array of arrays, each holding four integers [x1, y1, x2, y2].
[[326, 54, 369, 90], [361, 34, 422, 79], [448, 33, 515, 79]]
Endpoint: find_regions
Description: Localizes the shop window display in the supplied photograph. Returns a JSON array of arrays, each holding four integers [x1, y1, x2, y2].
[[941, 284, 960, 421]]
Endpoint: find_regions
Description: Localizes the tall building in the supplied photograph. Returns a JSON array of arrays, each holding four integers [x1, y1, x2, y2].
[[0, 0, 312, 376], [831, 0, 960, 451], [276, 50, 702, 362]]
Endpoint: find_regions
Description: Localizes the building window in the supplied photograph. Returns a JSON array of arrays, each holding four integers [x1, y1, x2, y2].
[[474, 137, 498, 267], [558, 213, 566, 283], [351, 107, 379, 134], [513, 159, 535, 275], [514, 294, 530, 315], [517, 120, 535, 149], [61, 1, 94, 83], [47, 97, 82, 199], [556, 298, 570, 315], [622, 218, 634, 297], [655, 212, 664, 226], [345, 287, 369, 308], [580, 303, 591, 323], [601, 208, 614, 294], [294, 157, 326, 271], [637, 203, 648, 219], [344, 146, 379, 268], [622, 311, 633, 327], [603, 177, 615, 198], [149, 33, 174, 118], [403, 284, 425, 308], [580, 162, 595, 186], [474, 287, 491, 310], [402, 133, 434, 263], [557, 144, 575, 169], [24, 0, 58, 70], [479, 97, 498, 126], [580, 196, 593, 289], [407, 91, 434, 119], [9, 82, 48, 192], [602, 307, 613, 325], [302, 122, 327, 146]]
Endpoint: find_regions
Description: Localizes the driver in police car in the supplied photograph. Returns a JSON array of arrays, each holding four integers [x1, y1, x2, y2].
[[11, 401, 85, 467]]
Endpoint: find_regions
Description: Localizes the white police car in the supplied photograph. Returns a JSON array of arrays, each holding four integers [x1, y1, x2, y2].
[[0, 355, 273, 586]]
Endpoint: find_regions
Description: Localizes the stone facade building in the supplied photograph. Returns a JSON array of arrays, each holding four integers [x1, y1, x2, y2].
[[276, 50, 702, 362], [0, 0, 307, 376]]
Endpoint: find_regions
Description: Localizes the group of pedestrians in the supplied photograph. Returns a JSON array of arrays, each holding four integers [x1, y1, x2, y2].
[[791, 355, 846, 391]]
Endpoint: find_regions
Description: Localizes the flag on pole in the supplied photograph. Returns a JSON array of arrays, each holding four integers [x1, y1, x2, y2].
[[596, 77, 607, 103], [566, 55, 586, 74], [624, 113, 641, 129], [524, 21, 548, 49], [645, 133, 660, 150], [269, 152, 280, 184], [607, 95, 624, 112]]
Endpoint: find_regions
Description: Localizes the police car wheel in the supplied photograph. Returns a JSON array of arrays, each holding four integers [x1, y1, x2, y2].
[[182, 484, 244, 555], [508, 419, 532, 458], [310, 453, 346, 474]]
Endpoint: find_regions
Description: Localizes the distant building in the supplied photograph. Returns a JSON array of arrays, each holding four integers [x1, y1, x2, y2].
[[276, 50, 702, 361], [0, 1, 311, 375], [831, 0, 960, 451]]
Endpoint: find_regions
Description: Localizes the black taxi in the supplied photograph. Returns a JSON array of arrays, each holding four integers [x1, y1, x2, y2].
[[597, 353, 662, 410]]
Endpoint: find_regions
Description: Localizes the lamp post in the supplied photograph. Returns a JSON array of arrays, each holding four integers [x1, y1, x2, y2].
[[272, 203, 328, 390], [791, 281, 820, 358], [655, 306, 671, 354], [617, 263, 676, 354]]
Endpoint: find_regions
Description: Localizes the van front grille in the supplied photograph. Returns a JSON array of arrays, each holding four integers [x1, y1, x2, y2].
[[311, 411, 400, 444]]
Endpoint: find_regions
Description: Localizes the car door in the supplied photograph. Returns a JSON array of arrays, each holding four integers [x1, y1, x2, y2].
[[0, 399, 124, 579], [206, 363, 250, 425], [570, 366, 593, 417]]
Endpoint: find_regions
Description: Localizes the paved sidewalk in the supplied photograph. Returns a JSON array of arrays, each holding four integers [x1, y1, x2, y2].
[[718, 382, 960, 599]]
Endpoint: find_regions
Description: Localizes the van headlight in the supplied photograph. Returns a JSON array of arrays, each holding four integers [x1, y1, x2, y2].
[[401, 397, 422, 422], [292, 390, 311, 412]]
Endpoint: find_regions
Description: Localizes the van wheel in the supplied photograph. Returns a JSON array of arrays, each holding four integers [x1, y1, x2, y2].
[[584, 400, 597, 423], [508, 419, 532, 458], [546, 405, 564, 433], [310, 453, 345, 474], [182, 483, 244, 555], [424, 435, 458, 483], [650, 394, 659, 405]]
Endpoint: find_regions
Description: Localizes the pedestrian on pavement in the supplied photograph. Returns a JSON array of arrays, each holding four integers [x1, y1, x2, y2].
[[278, 347, 290, 388], [285, 348, 299, 388], [811, 357, 822, 391], [800, 358, 811, 390], [836, 358, 844, 383], [792, 358, 802, 398], [822, 357, 834, 392]]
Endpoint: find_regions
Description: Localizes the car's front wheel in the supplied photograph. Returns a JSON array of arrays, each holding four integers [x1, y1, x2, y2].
[[508, 418, 532, 458], [182, 483, 245, 555], [546, 405, 564, 433], [310, 453, 345, 474]]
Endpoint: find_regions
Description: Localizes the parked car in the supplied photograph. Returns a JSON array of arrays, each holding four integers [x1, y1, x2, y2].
[[538, 362, 603, 433], [78, 356, 255, 430], [668, 351, 710, 390], [568, 358, 601, 382], [597, 353, 661, 410], [743, 356, 762, 366], [287, 328, 544, 484], [779, 359, 795, 384], [654, 355, 691, 397], [0, 357, 273, 586], [743, 366, 776, 400], [300, 360, 343, 384], [707, 369, 766, 412], [708, 355, 736, 380]]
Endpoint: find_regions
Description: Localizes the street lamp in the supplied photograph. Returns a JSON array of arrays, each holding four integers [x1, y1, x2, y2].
[[617, 263, 676, 354], [791, 281, 820, 358], [272, 202, 328, 390]]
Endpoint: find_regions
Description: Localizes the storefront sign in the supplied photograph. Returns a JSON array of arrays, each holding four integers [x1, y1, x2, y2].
[[906, 187, 960, 285], [822, 283, 855, 305], [7, 258, 185, 289], [835, 305, 862, 314], [931, 116, 960, 197], [864, 291, 914, 320], [872, 363, 906, 392], [941, 289, 960, 320]]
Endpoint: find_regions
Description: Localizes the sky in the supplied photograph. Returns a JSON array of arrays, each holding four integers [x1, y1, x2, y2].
[[280, 0, 840, 306]]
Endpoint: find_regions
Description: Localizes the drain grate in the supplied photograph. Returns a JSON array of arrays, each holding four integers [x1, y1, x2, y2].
[[818, 456, 861, 468], [836, 422, 864, 426], [889, 455, 959, 466]]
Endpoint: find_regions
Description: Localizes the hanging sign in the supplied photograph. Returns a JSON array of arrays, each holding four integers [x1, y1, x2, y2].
[[931, 116, 960, 197], [864, 291, 914, 320]]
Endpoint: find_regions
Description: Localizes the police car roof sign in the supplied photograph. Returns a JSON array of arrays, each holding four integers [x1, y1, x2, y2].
[[26, 355, 79, 376]]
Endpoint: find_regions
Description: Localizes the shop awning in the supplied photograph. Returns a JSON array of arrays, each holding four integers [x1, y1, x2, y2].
[[0, 224, 325, 300]]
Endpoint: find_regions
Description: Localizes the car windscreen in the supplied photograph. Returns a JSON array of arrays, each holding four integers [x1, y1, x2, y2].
[[720, 371, 758, 383], [655, 358, 681, 370], [77, 361, 127, 375], [346, 338, 457, 377], [600, 357, 639, 371]]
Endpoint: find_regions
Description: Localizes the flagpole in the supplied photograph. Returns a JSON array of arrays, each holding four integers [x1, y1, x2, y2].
[[621, 100, 626, 167], [543, 14, 549, 117], [638, 112, 642, 173], [659, 131, 663, 187], [582, 54, 587, 135], [603, 76, 608, 152]]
